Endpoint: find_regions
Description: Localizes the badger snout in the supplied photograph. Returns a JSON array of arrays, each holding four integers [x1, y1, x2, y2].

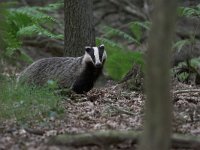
[[95, 62, 102, 68]]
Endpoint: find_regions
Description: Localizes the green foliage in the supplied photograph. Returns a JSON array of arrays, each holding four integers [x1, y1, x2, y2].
[[174, 3, 200, 83], [0, 4, 6, 48], [97, 3, 200, 81], [28, 2, 64, 12], [97, 37, 144, 80], [97, 21, 148, 80], [175, 57, 200, 83], [129, 21, 151, 42], [190, 57, 200, 68], [2, 2, 64, 63], [46, 79, 59, 89], [178, 4, 200, 17], [176, 71, 189, 83], [102, 26, 140, 44], [0, 77, 64, 122], [173, 39, 192, 52]]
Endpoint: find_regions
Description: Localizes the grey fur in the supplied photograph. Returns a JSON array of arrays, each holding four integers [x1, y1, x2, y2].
[[18, 56, 84, 88]]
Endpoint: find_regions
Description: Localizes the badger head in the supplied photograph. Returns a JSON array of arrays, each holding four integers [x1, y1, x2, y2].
[[82, 44, 107, 68]]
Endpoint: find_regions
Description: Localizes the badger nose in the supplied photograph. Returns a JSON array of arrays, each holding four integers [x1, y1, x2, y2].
[[95, 63, 102, 68]]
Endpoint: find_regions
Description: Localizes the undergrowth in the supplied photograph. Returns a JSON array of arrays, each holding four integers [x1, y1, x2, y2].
[[1, 2, 63, 63], [97, 3, 200, 81], [97, 38, 143, 80], [0, 77, 64, 123], [96, 21, 148, 80]]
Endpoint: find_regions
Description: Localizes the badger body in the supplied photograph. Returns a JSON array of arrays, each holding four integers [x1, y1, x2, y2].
[[18, 45, 107, 94]]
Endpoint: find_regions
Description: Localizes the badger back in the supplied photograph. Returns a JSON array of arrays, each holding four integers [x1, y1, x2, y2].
[[18, 57, 83, 87]]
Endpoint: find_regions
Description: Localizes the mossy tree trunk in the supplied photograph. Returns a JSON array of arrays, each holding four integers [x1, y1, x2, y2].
[[0, 4, 6, 75], [139, 0, 177, 150], [64, 0, 95, 57]]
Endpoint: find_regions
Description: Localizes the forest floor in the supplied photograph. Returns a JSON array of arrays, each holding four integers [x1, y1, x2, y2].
[[0, 79, 200, 150], [1, 1, 200, 149]]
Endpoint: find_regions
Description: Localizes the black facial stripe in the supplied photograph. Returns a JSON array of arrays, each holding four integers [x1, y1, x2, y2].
[[99, 49, 104, 61], [89, 48, 95, 63]]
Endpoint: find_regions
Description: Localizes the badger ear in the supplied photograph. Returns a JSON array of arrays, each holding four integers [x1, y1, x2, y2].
[[85, 46, 91, 53], [99, 44, 104, 50]]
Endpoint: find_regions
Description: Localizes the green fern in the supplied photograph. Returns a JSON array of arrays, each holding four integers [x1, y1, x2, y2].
[[96, 37, 144, 80], [100, 21, 150, 47], [173, 39, 191, 53], [129, 21, 151, 41], [190, 57, 200, 68], [178, 4, 200, 17], [17, 24, 63, 39], [97, 21, 148, 80], [97, 4, 200, 81], [102, 26, 139, 44], [178, 7, 196, 17], [32, 2, 64, 12], [96, 37, 124, 50], [2, 2, 63, 63], [10, 8, 56, 23]]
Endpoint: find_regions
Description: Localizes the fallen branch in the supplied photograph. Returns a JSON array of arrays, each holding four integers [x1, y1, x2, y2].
[[49, 130, 200, 149], [172, 134, 200, 149], [49, 130, 140, 147], [173, 89, 200, 95], [109, 105, 136, 116], [24, 128, 45, 136]]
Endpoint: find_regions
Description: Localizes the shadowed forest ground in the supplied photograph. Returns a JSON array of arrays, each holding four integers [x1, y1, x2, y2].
[[0, 80, 200, 150]]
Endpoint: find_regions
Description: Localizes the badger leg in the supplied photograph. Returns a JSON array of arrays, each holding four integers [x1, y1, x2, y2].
[[72, 79, 94, 94]]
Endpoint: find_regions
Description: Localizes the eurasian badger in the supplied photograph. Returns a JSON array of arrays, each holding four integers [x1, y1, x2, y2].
[[18, 44, 107, 94]]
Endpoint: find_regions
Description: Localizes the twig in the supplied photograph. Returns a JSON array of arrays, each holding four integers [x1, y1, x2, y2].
[[24, 128, 45, 136], [109, 105, 136, 116], [173, 89, 200, 95]]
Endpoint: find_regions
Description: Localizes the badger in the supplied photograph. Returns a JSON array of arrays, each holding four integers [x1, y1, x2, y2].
[[18, 44, 107, 94]]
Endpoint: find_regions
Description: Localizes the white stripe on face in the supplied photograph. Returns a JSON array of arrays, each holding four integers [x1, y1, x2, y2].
[[82, 52, 93, 64], [102, 50, 107, 61], [93, 47, 101, 65]]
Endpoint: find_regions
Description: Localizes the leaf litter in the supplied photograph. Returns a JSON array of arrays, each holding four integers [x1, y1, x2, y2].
[[0, 81, 200, 150]]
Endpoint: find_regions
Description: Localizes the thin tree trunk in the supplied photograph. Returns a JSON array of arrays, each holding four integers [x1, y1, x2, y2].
[[0, 4, 6, 75], [64, 0, 95, 57], [139, 0, 177, 150]]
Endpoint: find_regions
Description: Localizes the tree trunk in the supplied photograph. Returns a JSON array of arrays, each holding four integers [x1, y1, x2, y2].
[[0, 4, 6, 75], [139, 0, 177, 150], [64, 0, 95, 57]]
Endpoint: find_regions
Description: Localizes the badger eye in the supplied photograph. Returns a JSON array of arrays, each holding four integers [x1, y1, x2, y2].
[[85, 47, 91, 53], [99, 44, 104, 51]]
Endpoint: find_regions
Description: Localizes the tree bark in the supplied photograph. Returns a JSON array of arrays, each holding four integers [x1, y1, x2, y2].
[[0, 4, 6, 75], [139, 0, 177, 150], [64, 0, 95, 57]]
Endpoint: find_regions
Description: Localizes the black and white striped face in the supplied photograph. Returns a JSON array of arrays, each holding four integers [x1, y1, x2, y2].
[[83, 44, 107, 68]]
